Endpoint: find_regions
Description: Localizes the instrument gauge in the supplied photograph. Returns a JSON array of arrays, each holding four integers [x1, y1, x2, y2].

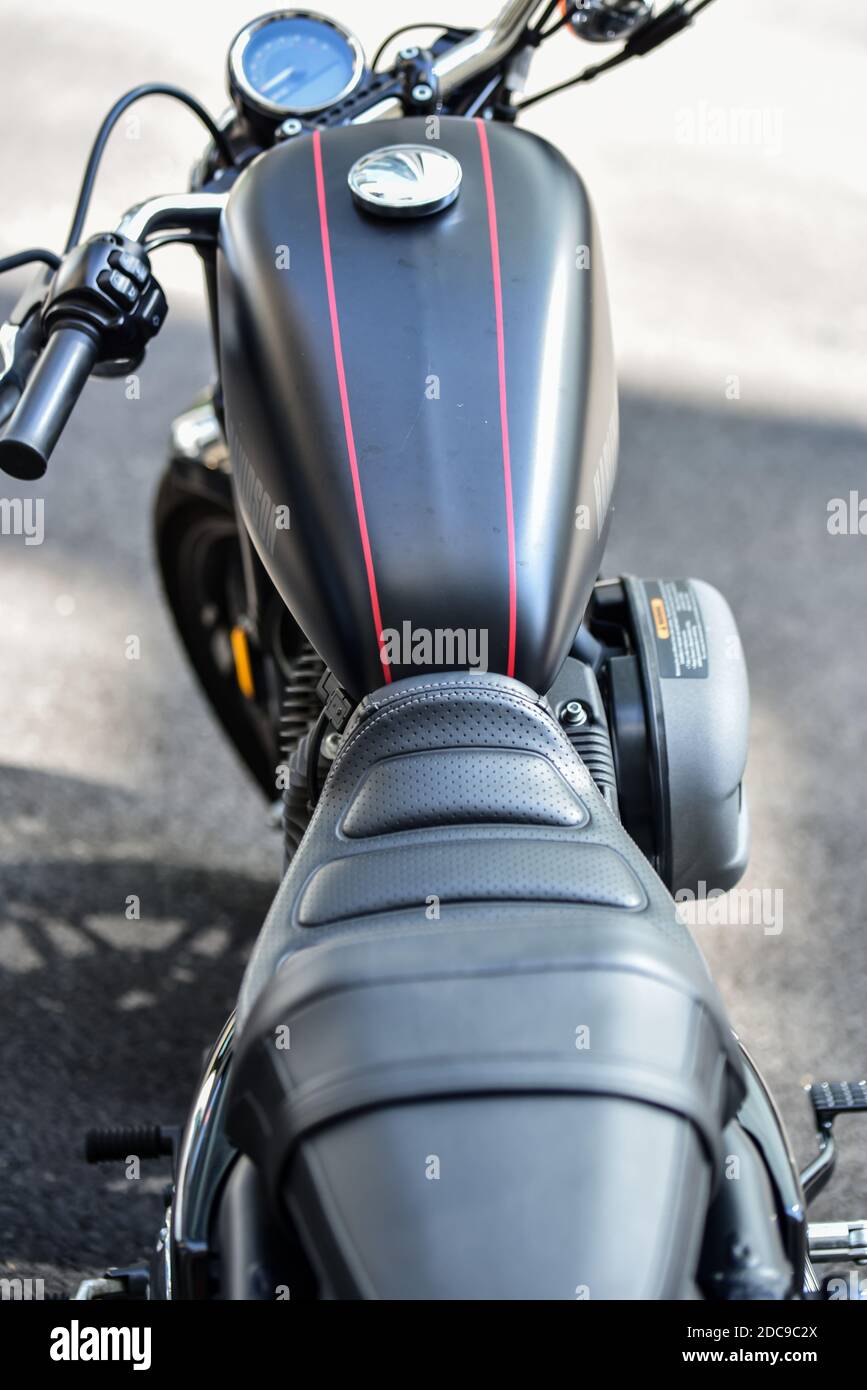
[[228, 10, 365, 120]]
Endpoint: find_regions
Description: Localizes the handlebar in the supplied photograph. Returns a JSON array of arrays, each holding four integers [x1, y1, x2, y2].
[[435, 0, 539, 93], [0, 327, 98, 479], [0, 1, 694, 480], [0, 4, 536, 475], [0, 206, 185, 480], [355, 0, 539, 124]]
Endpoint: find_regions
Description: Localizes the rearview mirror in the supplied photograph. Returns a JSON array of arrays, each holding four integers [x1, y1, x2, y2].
[[567, 0, 655, 43]]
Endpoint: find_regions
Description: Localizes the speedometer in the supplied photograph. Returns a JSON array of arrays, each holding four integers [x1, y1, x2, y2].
[[228, 10, 365, 119]]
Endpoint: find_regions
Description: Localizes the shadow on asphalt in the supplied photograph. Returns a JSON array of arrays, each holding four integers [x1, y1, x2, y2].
[[0, 767, 275, 1292]]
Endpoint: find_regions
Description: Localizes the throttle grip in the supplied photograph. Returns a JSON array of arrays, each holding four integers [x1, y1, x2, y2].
[[0, 327, 99, 480]]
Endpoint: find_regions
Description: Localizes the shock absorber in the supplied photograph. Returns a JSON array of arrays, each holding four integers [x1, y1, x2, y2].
[[559, 698, 619, 816], [279, 643, 325, 760], [279, 643, 326, 865]]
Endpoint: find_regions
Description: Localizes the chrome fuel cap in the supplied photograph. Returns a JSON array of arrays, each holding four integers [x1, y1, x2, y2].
[[348, 144, 462, 219]]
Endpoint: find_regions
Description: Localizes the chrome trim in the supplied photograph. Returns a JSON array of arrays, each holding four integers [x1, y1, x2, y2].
[[170, 401, 230, 471], [170, 1012, 236, 1297], [808, 1219, 867, 1265], [229, 10, 366, 119], [736, 1040, 808, 1286], [352, 96, 405, 125], [800, 1119, 837, 1202], [115, 192, 228, 244], [0, 321, 18, 377], [433, 0, 539, 96], [71, 1276, 127, 1300], [157, 1212, 173, 1300], [803, 1258, 822, 1297]]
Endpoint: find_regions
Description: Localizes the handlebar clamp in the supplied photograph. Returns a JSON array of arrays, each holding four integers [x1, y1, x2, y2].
[[396, 49, 440, 115]]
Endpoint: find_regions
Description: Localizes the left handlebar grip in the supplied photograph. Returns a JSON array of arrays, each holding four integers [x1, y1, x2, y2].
[[0, 326, 99, 480]]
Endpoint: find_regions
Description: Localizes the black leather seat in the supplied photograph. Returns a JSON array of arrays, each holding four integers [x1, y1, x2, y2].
[[228, 671, 745, 1299]]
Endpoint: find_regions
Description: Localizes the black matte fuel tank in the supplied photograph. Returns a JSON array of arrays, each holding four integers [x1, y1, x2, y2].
[[218, 116, 617, 698]]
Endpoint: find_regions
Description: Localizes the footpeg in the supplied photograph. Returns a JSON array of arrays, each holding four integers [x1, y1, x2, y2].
[[800, 1079, 867, 1202], [69, 1264, 150, 1300], [809, 1080, 867, 1118], [84, 1124, 177, 1164], [71, 1276, 128, 1301]]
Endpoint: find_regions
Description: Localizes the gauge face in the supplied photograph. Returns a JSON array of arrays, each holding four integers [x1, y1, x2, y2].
[[229, 11, 365, 118]]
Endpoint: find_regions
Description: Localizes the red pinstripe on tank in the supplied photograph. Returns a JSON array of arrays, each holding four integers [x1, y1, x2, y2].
[[312, 128, 391, 685], [475, 117, 517, 680]]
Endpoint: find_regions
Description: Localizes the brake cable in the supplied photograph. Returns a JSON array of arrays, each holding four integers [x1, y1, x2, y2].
[[64, 84, 235, 253], [517, 0, 720, 110], [0, 248, 60, 275], [532, 0, 570, 39], [372, 22, 464, 71]]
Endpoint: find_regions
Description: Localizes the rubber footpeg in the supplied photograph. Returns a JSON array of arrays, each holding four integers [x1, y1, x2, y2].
[[84, 1124, 173, 1163], [809, 1081, 867, 1119]]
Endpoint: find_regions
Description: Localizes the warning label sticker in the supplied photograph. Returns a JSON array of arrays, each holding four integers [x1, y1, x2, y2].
[[642, 580, 708, 679]]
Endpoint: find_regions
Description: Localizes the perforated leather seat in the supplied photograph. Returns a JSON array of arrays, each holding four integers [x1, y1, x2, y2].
[[228, 671, 745, 1299], [236, 671, 719, 1021]]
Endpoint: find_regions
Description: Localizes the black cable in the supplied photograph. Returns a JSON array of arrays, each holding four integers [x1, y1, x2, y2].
[[538, 10, 573, 40], [516, 45, 632, 109], [372, 23, 462, 71], [381, 0, 559, 57], [0, 248, 60, 274], [462, 73, 504, 119], [517, 0, 719, 110], [65, 84, 234, 252], [531, 0, 562, 35]]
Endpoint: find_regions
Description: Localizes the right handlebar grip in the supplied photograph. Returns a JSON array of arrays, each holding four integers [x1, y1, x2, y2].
[[0, 326, 99, 480]]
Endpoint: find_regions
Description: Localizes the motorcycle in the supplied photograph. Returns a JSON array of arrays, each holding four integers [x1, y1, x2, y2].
[[1, 0, 864, 1301]]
